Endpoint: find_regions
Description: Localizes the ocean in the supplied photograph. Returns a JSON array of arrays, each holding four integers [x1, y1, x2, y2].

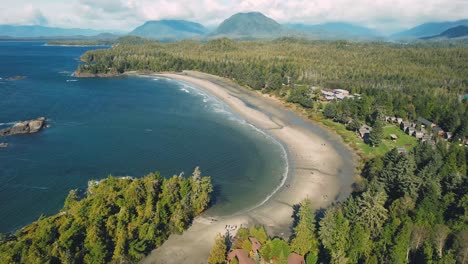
[[0, 41, 286, 232]]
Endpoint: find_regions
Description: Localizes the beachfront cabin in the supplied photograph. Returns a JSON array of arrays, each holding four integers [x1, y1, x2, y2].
[[249, 237, 262, 253], [227, 249, 254, 264], [359, 125, 372, 142], [401, 121, 411, 131], [287, 253, 306, 264], [334, 89, 349, 96], [432, 126, 444, 136], [414, 131, 424, 139], [390, 134, 398, 141], [335, 94, 346, 100], [322, 90, 334, 97], [406, 127, 416, 136], [417, 117, 436, 128]]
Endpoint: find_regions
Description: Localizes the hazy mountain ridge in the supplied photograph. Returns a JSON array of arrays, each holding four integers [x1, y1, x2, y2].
[[285, 22, 381, 40], [2, 13, 468, 42], [422, 25, 468, 39], [0, 25, 116, 38], [392, 19, 468, 39], [129, 20, 207, 40]]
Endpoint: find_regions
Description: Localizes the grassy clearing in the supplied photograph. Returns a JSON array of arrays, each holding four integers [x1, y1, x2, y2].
[[320, 118, 418, 159]]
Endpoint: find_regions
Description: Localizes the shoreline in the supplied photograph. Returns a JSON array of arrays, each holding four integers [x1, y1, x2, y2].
[[139, 71, 357, 264]]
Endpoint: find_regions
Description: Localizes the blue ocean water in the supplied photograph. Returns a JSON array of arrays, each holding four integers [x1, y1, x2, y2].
[[0, 42, 286, 232]]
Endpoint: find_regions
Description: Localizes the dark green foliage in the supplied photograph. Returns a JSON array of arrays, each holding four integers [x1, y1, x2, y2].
[[368, 120, 384, 147], [75, 40, 468, 137], [290, 199, 318, 257], [209, 233, 227, 264], [288, 86, 314, 107], [0, 169, 213, 263]]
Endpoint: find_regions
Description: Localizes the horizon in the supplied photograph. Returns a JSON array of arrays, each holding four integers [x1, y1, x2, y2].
[[1, 0, 467, 34]]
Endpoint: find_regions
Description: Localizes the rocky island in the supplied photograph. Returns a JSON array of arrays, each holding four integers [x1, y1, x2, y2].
[[0, 117, 47, 137]]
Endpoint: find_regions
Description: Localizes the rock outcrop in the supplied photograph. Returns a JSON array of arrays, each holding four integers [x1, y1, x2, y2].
[[0, 117, 46, 136]]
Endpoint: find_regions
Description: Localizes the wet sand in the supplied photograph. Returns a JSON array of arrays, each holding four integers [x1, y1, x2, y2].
[[140, 71, 356, 264]]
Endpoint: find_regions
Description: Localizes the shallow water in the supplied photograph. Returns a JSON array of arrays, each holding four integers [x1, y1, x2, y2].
[[0, 42, 286, 232]]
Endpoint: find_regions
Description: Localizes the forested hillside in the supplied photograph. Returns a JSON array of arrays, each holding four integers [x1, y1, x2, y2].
[[0, 168, 213, 263], [75, 38, 468, 138]]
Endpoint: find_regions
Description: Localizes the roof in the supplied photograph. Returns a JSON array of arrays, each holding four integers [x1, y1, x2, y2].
[[248, 237, 262, 252], [417, 117, 433, 127], [227, 249, 254, 264], [335, 94, 346, 100], [288, 253, 305, 264], [390, 134, 398, 139]]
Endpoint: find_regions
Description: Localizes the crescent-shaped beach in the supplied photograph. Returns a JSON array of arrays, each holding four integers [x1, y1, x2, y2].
[[140, 71, 357, 264]]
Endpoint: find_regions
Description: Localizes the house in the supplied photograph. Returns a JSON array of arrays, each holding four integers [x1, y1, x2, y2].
[[227, 249, 254, 264], [432, 126, 444, 136], [248, 237, 262, 253], [359, 125, 372, 142], [321, 90, 334, 97], [287, 253, 306, 264], [401, 121, 411, 131], [390, 134, 398, 140], [417, 117, 436, 128], [406, 127, 416, 136], [334, 89, 349, 96], [335, 93, 346, 100], [396, 118, 403, 125], [325, 95, 335, 101], [414, 131, 424, 139]]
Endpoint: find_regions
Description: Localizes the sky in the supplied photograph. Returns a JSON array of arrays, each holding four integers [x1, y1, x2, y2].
[[0, 0, 467, 34]]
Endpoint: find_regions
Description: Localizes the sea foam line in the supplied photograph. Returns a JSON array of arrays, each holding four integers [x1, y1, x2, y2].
[[168, 78, 290, 215]]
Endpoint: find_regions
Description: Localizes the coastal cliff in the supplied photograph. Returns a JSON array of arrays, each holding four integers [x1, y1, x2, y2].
[[0, 117, 46, 136]]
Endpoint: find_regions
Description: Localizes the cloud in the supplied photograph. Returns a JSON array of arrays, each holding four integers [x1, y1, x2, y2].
[[0, 5, 49, 26], [0, 0, 467, 33]]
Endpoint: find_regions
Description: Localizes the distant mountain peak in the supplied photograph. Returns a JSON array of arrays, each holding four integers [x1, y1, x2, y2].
[[213, 11, 283, 38], [422, 25, 468, 40]]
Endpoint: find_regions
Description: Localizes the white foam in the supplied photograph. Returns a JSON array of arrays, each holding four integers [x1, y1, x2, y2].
[[167, 79, 290, 215]]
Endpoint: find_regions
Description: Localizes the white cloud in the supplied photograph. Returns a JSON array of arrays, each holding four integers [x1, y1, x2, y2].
[[0, 0, 467, 33]]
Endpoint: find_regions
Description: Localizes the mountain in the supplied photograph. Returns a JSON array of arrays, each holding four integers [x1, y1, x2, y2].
[[129, 20, 207, 40], [213, 12, 283, 38], [285, 22, 380, 40], [392, 19, 468, 39], [422, 25, 468, 40], [0, 25, 110, 38]]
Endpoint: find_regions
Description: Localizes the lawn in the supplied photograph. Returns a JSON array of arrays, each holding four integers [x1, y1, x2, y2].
[[320, 118, 418, 160]]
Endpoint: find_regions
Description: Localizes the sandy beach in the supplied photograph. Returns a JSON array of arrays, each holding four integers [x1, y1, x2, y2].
[[141, 71, 356, 264]]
